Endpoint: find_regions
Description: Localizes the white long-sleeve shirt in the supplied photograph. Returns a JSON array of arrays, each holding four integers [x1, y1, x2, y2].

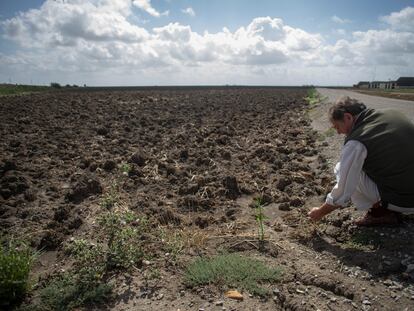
[[324, 131, 414, 213], [326, 140, 367, 206]]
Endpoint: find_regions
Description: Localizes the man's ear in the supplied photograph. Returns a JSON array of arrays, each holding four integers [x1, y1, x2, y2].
[[344, 112, 353, 121]]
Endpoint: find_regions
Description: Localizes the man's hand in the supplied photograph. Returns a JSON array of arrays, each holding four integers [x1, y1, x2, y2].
[[308, 203, 338, 221]]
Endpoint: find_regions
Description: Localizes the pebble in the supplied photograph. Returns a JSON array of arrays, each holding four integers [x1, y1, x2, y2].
[[273, 288, 281, 295], [389, 284, 403, 290], [215, 301, 224, 306], [383, 279, 393, 286], [362, 299, 371, 305], [143, 260, 151, 266]]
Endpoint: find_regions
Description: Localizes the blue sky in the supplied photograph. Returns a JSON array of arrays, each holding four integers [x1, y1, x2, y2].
[[1, 0, 411, 31], [1, 0, 414, 85]]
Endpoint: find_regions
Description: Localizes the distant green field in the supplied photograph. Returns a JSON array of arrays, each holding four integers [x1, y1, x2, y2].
[[0, 84, 50, 95]]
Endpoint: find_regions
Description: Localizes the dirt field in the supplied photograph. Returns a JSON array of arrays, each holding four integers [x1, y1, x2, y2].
[[1, 88, 413, 311]]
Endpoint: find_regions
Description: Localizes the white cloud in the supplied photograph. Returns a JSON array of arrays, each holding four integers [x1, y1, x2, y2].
[[380, 6, 414, 32], [153, 23, 192, 42], [1, 0, 149, 48], [244, 17, 285, 41], [0, 2, 413, 85], [132, 0, 169, 17], [331, 15, 351, 24], [182, 7, 195, 17]]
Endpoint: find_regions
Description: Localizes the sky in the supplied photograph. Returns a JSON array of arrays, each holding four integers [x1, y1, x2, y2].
[[0, 0, 414, 86]]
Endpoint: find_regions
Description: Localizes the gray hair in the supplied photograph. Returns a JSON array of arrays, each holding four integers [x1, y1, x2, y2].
[[329, 96, 367, 121]]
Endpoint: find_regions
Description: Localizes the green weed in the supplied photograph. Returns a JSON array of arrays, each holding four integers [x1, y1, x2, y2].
[[21, 208, 144, 311], [184, 253, 281, 297], [17, 166, 149, 310], [343, 230, 380, 250], [97, 210, 144, 270], [159, 229, 185, 261], [64, 239, 106, 281], [39, 273, 112, 311], [253, 197, 268, 251], [100, 183, 119, 210], [119, 162, 132, 175], [304, 88, 320, 105], [0, 238, 37, 308]]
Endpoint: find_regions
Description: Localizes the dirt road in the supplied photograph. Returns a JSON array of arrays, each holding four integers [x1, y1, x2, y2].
[[316, 88, 414, 121]]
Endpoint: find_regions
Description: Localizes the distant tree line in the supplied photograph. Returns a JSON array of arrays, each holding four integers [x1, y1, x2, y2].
[[50, 82, 83, 88]]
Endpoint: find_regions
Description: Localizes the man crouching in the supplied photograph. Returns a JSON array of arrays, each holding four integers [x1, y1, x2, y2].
[[308, 96, 414, 226]]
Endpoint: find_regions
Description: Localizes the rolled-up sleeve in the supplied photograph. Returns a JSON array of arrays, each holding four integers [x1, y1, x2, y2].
[[326, 140, 367, 207]]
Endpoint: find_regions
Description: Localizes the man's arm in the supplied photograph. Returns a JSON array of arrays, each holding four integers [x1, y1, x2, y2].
[[308, 140, 367, 221]]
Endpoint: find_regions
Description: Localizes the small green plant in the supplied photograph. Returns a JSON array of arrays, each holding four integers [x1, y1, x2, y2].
[[159, 228, 185, 261], [39, 273, 112, 311], [147, 268, 161, 280], [343, 230, 380, 251], [184, 253, 281, 296], [64, 239, 106, 281], [18, 169, 147, 310], [98, 210, 143, 270], [253, 197, 268, 251], [100, 182, 119, 210], [0, 238, 37, 308], [304, 88, 320, 105], [26, 209, 144, 311], [119, 162, 131, 175]]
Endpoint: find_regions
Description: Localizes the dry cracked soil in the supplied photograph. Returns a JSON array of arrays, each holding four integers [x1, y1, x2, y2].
[[1, 87, 413, 311]]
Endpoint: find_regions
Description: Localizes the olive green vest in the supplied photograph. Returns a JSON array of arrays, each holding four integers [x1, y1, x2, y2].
[[345, 109, 414, 207]]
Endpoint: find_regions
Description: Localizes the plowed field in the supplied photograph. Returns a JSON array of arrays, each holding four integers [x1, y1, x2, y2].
[[1, 88, 413, 310]]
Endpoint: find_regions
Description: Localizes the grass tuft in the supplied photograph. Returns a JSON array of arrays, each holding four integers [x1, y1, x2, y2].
[[304, 88, 320, 105], [184, 253, 281, 296], [0, 238, 37, 308], [39, 274, 112, 311], [343, 230, 379, 250]]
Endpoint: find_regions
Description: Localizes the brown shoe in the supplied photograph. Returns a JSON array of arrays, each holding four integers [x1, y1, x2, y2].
[[355, 201, 399, 226], [354, 211, 399, 226]]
